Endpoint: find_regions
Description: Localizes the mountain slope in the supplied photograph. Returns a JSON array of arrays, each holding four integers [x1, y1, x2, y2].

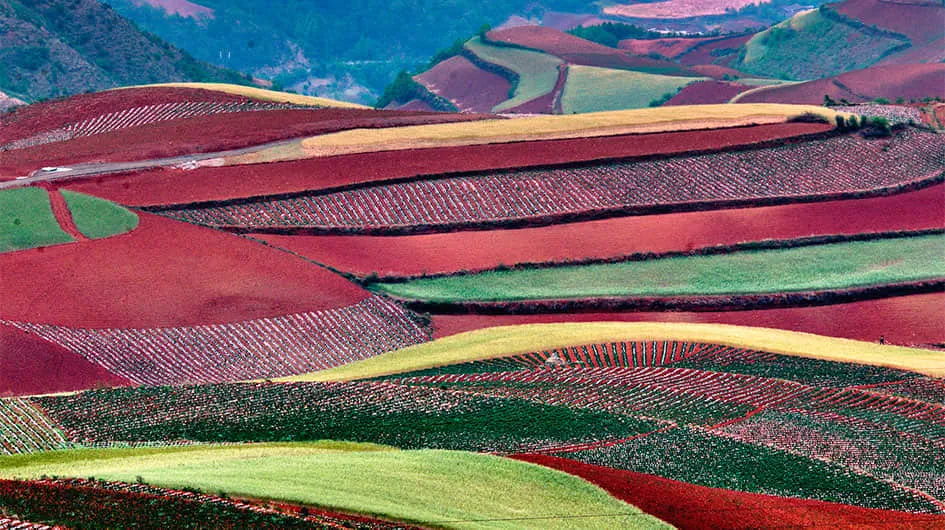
[[0, 0, 249, 102]]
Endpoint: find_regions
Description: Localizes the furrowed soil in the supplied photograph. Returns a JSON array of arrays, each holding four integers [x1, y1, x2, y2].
[[253, 184, 944, 277], [0, 324, 130, 396]]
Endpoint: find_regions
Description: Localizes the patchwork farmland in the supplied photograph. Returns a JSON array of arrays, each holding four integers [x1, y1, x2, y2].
[[0, 61, 942, 528]]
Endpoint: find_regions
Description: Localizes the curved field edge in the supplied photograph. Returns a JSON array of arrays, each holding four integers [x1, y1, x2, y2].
[[513, 454, 945, 530], [276, 322, 945, 381], [59, 190, 138, 240], [115, 83, 368, 109], [369, 233, 945, 301], [224, 104, 845, 164], [0, 443, 669, 530]]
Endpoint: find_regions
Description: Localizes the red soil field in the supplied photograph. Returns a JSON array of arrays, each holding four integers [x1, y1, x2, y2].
[[487, 26, 697, 75], [513, 454, 945, 530], [835, 0, 944, 44], [0, 87, 249, 145], [738, 63, 945, 105], [416, 56, 512, 113], [885, 36, 945, 64], [677, 34, 754, 66], [0, 324, 129, 397], [0, 212, 368, 328], [251, 183, 944, 277], [688, 64, 753, 80], [618, 37, 713, 59], [65, 122, 832, 207], [430, 292, 945, 346], [0, 109, 490, 176], [664, 81, 753, 105]]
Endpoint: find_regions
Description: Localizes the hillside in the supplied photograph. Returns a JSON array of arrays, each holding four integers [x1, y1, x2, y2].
[[0, 0, 248, 102], [733, 1, 944, 80]]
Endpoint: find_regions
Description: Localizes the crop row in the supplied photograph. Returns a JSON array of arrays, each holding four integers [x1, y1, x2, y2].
[[396, 367, 815, 425], [162, 129, 945, 231], [674, 346, 922, 388], [0, 479, 387, 530], [0, 399, 69, 456], [35, 382, 657, 454], [0, 101, 306, 152], [0, 518, 51, 530], [380, 341, 731, 379], [563, 426, 942, 513], [1, 296, 426, 386], [713, 409, 945, 505], [797, 387, 945, 442]]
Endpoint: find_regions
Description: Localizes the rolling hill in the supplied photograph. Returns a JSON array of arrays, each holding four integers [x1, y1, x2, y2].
[[0, 0, 248, 102]]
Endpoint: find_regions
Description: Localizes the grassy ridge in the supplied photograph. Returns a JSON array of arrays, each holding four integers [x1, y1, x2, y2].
[[464, 37, 563, 112], [372, 234, 944, 301], [562, 66, 705, 113], [61, 191, 139, 240], [0, 188, 73, 252], [278, 323, 945, 381], [0, 443, 667, 530], [736, 9, 906, 80]]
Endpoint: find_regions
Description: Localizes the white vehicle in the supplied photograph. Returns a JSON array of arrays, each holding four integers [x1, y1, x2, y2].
[[15, 176, 28, 180], [40, 166, 72, 173]]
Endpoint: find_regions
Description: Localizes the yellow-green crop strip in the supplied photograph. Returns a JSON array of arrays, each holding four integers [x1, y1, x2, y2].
[[0, 442, 669, 530]]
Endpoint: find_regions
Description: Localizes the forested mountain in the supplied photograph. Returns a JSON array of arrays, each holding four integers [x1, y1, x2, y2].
[[0, 0, 249, 102], [103, 0, 600, 104]]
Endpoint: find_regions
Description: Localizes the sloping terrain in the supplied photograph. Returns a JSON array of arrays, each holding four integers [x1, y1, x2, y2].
[[737, 63, 945, 104], [0, 0, 247, 102]]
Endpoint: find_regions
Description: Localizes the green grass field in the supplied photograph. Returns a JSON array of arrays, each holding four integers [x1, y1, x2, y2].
[[464, 37, 563, 112], [373, 234, 944, 302], [0, 188, 73, 252], [562, 66, 705, 113], [61, 190, 139, 239], [0, 442, 667, 529], [735, 9, 905, 80], [280, 322, 945, 382]]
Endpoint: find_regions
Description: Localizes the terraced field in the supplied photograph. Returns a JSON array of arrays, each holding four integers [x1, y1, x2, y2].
[[463, 36, 563, 112], [161, 129, 943, 232]]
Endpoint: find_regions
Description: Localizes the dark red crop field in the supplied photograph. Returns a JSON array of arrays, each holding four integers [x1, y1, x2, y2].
[[0, 212, 367, 328], [0, 324, 129, 397], [68, 122, 831, 207], [739, 64, 945, 105], [416, 56, 511, 113], [0, 108, 489, 175], [488, 26, 697, 75], [430, 292, 945, 346], [0, 87, 248, 145], [513, 455, 945, 530], [836, 0, 945, 44], [665, 81, 753, 105], [251, 183, 945, 277]]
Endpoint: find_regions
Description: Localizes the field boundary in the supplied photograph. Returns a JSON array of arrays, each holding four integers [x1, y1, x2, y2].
[[388, 280, 945, 315], [173, 172, 944, 236], [368, 228, 945, 282], [143, 124, 843, 212]]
